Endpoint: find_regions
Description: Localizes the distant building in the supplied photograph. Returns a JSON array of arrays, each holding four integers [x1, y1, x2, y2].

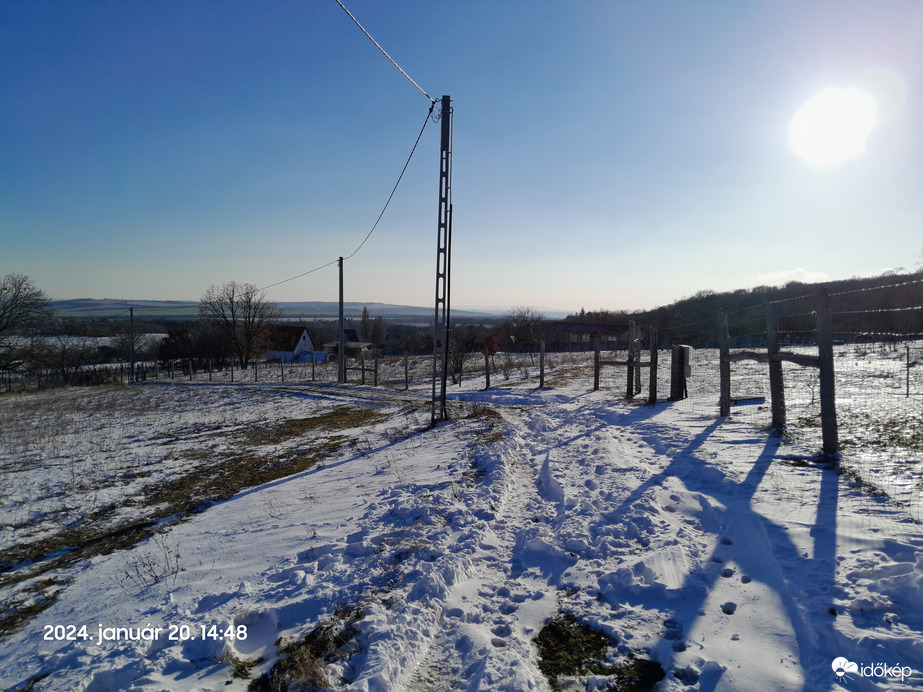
[[545, 321, 627, 351], [263, 326, 326, 363], [323, 328, 373, 359]]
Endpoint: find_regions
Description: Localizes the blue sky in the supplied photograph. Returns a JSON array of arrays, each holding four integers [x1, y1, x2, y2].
[[2, 1, 922, 313]]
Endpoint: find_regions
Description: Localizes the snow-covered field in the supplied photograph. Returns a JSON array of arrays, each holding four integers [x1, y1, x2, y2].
[[1, 351, 921, 691]]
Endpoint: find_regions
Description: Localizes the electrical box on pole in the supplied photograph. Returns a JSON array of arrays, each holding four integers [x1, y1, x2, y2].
[[432, 95, 453, 424]]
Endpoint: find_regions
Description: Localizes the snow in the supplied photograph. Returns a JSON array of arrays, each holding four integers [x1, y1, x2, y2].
[[1, 354, 921, 691]]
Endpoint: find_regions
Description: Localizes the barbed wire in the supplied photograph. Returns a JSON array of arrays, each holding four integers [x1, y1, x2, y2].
[[659, 316, 720, 334], [828, 276, 923, 298], [768, 291, 817, 306], [834, 330, 923, 339], [833, 305, 923, 316]]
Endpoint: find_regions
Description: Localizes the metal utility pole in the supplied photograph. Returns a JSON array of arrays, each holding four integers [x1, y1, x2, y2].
[[129, 307, 135, 384], [338, 257, 346, 383], [431, 95, 453, 424]]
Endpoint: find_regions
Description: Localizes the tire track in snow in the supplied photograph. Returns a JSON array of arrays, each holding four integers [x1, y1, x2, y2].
[[404, 396, 664, 690]]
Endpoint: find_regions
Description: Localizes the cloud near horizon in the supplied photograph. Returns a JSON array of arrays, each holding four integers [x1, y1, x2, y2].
[[753, 268, 831, 286]]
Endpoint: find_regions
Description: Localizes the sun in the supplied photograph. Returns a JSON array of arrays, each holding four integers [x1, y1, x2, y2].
[[788, 87, 877, 165]]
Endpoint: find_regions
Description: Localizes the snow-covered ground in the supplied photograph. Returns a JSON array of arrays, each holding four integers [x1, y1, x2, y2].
[[1, 352, 921, 691]]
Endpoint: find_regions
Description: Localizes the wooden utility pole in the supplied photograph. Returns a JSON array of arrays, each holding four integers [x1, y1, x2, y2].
[[432, 95, 453, 424]]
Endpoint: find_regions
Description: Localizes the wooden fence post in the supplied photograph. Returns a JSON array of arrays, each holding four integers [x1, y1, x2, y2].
[[719, 311, 730, 416], [626, 321, 635, 399], [766, 305, 785, 430], [539, 340, 545, 388], [907, 344, 911, 398], [593, 337, 601, 391], [669, 345, 680, 400], [374, 353, 379, 387], [648, 326, 658, 405], [405, 352, 409, 390], [634, 323, 642, 395], [484, 351, 491, 390], [279, 359, 285, 382], [816, 287, 838, 456]]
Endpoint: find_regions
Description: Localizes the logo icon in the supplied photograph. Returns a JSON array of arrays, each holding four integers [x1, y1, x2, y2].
[[832, 657, 859, 681]]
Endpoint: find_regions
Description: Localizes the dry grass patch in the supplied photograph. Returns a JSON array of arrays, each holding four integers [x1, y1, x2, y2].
[[0, 404, 394, 639], [534, 614, 664, 691], [241, 406, 387, 446], [249, 606, 362, 691]]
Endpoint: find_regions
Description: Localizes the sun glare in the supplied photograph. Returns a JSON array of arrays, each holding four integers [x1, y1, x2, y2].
[[788, 87, 877, 165]]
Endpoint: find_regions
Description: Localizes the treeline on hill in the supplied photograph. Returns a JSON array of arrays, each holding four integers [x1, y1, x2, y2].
[[565, 271, 923, 344]]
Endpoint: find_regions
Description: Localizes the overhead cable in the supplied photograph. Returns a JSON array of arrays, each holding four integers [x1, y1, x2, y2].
[[344, 102, 433, 260], [258, 259, 339, 293], [333, 0, 435, 104], [258, 103, 433, 291]]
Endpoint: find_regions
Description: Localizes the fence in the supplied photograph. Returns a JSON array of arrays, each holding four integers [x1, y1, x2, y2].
[[647, 279, 923, 519], [3, 363, 130, 391], [5, 280, 920, 514]]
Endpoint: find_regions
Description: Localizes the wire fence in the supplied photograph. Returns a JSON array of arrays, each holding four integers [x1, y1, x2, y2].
[[647, 282, 923, 521], [5, 279, 921, 519]]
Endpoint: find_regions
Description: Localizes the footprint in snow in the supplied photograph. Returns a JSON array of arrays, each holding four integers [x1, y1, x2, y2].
[[663, 618, 683, 640], [720, 602, 738, 615], [491, 623, 512, 637]]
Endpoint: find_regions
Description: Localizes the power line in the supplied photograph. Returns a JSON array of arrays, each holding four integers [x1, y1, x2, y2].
[[343, 102, 434, 260], [116, 7, 440, 314], [125, 100, 431, 311], [257, 259, 339, 293], [256, 103, 433, 293], [333, 0, 435, 104]]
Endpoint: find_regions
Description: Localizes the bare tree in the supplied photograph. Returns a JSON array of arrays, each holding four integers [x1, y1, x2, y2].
[[503, 306, 547, 361], [198, 282, 281, 369], [448, 324, 480, 385], [0, 273, 52, 371]]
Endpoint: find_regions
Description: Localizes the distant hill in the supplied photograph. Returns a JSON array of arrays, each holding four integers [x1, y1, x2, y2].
[[49, 299, 504, 323]]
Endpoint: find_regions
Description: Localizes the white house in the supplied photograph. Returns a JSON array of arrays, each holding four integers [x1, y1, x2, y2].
[[263, 326, 324, 363]]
